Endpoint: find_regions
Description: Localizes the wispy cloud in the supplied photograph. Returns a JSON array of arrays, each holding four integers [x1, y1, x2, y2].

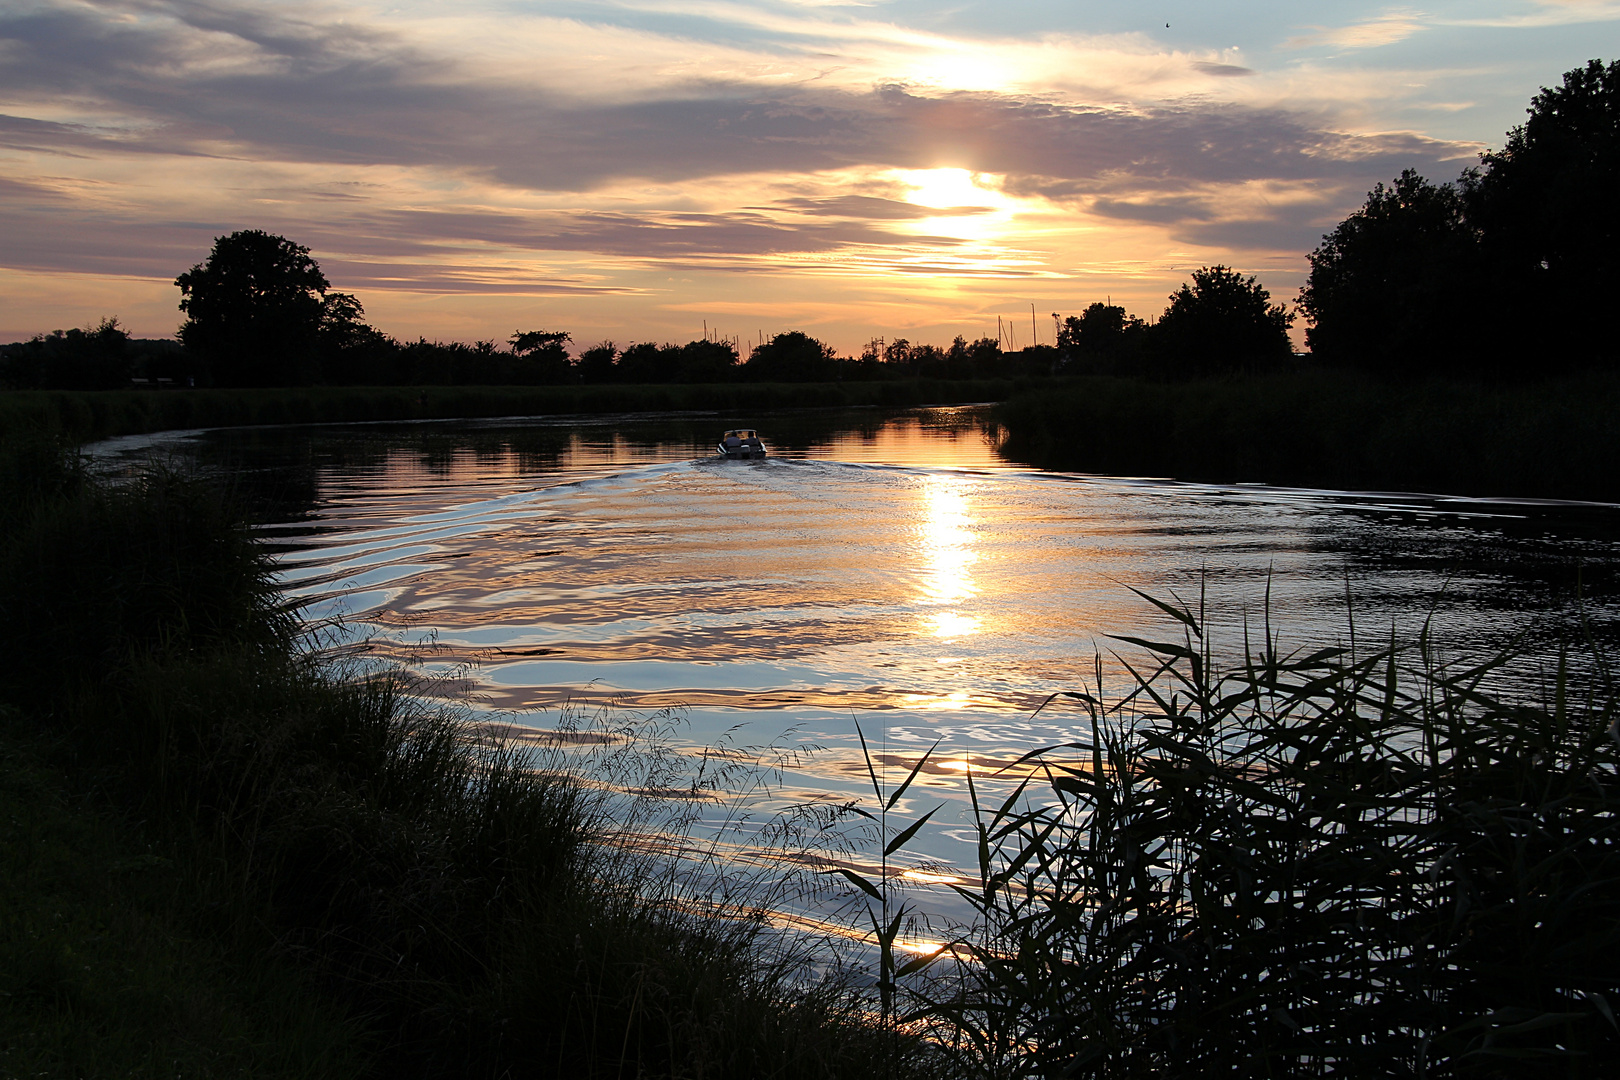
[[1286, 10, 1429, 50]]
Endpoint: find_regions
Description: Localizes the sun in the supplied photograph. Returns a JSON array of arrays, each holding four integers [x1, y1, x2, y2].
[[898, 168, 1003, 210]]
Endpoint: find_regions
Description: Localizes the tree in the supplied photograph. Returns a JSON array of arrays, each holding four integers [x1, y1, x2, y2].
[[576, 341, 617, 383], [175, 230, 329, 386], [744, 331, 838, 382], [1464, 58, 1620, 361], [675, 339, 739, 383], [508, 330, 573, 384], [0, 317, 131, 390], [1056, 302, 1149, 372], [317, 293, 395, 384], [1152, 266, 1293, 376], [1298, 170, 1481, 372]]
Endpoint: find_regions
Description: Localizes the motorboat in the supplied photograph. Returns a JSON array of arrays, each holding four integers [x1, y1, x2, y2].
[[717, 428, 767, 458]]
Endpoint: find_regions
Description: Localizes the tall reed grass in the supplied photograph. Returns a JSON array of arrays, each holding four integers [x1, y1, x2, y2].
[[858, 587, 1620, 1077]]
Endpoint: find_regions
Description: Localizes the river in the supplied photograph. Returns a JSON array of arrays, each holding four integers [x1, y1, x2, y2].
[[94, 404, 1620, 936]]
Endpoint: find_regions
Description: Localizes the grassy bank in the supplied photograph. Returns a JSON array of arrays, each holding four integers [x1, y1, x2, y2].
[[0, 437, 929, 1079], [995, 368, 1620, 501], [0, 378, 1019, 443], [0, 722, 367, 1077]]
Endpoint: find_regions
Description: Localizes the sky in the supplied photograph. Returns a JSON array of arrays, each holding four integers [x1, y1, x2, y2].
[[2, 0, 1617, 352]]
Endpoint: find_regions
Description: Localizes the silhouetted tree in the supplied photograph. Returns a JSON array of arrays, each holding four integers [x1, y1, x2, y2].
[[576, 341, 617, 383], [1464, 58, 1620, 362], [675, 339, 739, 382], [318, 293, 395, 384], [963, 337, 1003, 375], [1152, 266, 1293, 375], [175, 231, 329, 386], [0, 317, 131, 389], [605, 339, 736, 383], [744, 331, 838, 382], [509, 330, 573, 384], [1056, 302, 1149, 372], [1299, 170, 1482, 372], [613, 342, 663, 383]]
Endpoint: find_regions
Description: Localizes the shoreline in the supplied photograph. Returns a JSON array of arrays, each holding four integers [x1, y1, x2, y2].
[[993, 367, 1620, 503], [0, 378, 1025, 443]]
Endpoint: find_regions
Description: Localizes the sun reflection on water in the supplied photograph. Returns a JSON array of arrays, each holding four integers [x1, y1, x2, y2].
[[919, 475, 979, 608]]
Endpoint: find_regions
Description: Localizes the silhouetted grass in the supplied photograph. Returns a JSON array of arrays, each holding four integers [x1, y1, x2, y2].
[[995, 367, 1620, 501], [0, 378, 1023, 442], [0, 440, 939, 1078], [0, 722, 370, 1078], [857, 588, 1620, 1077]]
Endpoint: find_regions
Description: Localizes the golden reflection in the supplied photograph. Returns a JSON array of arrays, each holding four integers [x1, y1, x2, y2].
[[894, 938, 952, 957], [913, 690, 972, 711], [900, 869, 962, 886], [806, 414, 1006, 469], [931, 611, 982, 638], [919, 475, 978, 605], [918, 475, 983, 654]]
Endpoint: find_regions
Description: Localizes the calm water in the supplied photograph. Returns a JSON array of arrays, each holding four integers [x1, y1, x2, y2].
[[95, 406, 1620, 927]]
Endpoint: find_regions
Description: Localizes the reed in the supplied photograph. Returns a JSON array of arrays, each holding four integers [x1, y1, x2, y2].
[[858, 587, 1620, 1076]]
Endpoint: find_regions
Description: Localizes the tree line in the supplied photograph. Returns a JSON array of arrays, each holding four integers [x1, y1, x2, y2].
[[0, 230, 1058, 390], [1052, 58, 1618, 379], [3, 59, 1612, 391]]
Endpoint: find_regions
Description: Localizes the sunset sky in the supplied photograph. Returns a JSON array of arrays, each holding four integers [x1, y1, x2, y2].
[[2, 0, 1616, 352]]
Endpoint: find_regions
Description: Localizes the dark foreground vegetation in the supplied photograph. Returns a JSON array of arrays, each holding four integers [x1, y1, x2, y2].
[[0, 433, 930, 1079], [898, 588, 1620, 1076], [4, 412, 1619, 1076], [994, 367, 1620, 502]]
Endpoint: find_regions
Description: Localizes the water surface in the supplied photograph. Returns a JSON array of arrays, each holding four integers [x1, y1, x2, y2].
[[97, 406, 1620, 918]]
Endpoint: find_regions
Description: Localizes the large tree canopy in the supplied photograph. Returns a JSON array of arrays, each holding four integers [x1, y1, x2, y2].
[[1465, 58, 1620, 359], [744, 331, 838, 382], [176, 230, 329, 387], [1302, 59, 1618, 373], [1298, 170, 1480, 372], [1056, 302, 1149, 373], [1153, 266, 1294, 376]]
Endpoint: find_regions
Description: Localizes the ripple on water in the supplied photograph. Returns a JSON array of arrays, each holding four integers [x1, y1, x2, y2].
[[90, 408, 1620, 907]]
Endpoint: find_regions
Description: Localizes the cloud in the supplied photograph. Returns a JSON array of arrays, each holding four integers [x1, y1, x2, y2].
[[1192, 62, 1254, 78], [360, 206, 971, 257], [1445, 0, 1620, 28], [1286, 11, 1428, 50], [0, 0, 1502, 346], [0, 3, 1475, 193], [1090, 196, 1217, 225], [774, 194, 992, 218]]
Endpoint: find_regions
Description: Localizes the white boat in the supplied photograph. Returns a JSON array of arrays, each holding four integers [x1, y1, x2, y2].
[[717, 428, 767, 458]]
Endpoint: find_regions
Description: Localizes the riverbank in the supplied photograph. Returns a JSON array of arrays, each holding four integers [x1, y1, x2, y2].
[[0, 378, 1021, 443], [0, 437, 930, 1079], [994, 367, 1620, 502]]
